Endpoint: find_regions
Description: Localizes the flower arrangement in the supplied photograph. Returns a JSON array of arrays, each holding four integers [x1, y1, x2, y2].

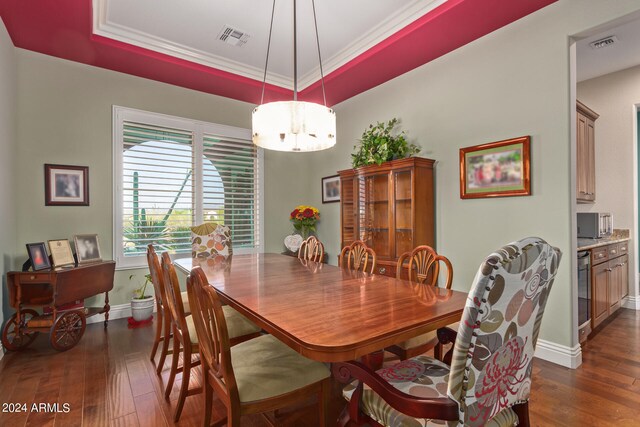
[[290, 205, 320, 238]]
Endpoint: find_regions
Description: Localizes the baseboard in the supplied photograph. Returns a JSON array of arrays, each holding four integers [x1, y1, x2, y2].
[[535, 339, 582, 369], [622, 295, 640, 310], [86, 303, 131, 325]]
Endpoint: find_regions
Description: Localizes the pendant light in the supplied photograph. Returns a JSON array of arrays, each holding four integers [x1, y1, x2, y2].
[[252, 0, 336, 152]]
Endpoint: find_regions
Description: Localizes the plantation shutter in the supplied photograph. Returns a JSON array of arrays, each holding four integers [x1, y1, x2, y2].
[[202, 134, 260, 249], [122, 121, 194, 256]]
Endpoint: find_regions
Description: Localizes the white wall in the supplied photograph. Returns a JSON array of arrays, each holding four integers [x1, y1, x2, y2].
[[282, 0, 640, 357], [577, 64, 640, 300], [0, 19, 17, 338]]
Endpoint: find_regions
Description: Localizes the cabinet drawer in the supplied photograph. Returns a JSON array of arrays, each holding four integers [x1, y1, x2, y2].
[[375, 264, 396, 278], [591, 247, 608, 264], [607, 244, 620, 258], [18, 272, 53, 284], [617, 241, 629, 255]]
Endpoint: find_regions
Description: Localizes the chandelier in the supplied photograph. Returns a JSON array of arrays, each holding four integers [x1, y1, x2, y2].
[[252, 0, 336, 152]]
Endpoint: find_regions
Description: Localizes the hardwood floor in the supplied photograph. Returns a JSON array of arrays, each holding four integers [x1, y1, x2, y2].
[[0, 309, 639, 426]]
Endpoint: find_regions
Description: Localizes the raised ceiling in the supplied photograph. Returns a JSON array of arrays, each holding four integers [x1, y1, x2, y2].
[[0, 0, 557, 106]]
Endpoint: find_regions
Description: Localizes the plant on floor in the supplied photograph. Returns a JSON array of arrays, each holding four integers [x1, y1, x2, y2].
[[130, 273, 153, 299], [129, 273, 154, 322], [351, 118, 420, 168]]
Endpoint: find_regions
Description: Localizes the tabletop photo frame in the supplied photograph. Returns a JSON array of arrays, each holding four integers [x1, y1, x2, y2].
[[48, 239, 76, 267], [74, 234, 102, 264], [26, 242, 51, 271]]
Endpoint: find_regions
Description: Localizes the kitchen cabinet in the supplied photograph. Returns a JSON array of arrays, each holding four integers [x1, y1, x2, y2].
[[576, 100, 599, 203], [338, 157, 434, 277], [590, 242, 628, 329]]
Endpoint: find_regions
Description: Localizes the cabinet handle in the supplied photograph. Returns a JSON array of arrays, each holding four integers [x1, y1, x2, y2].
[[579, 191, 587, 194], [598, 253, 604, 258], [606, 268, 613, 272], [29, 275, 35, 280], [610, 250, 617, 255], [378, 267, 386, 274]]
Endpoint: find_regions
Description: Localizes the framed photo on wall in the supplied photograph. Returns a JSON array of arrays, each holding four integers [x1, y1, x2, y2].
[[48, 239, 75, 267], [26, 242, 51, 271], [74, 234, 102, 264], [44, 164, 89, 206], [321, 175, 340, 203], [459, 136, 531, 199]]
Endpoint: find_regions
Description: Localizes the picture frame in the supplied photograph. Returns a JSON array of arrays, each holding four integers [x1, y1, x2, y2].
[[48, 239, 76, 267], [73, 234, 102, 264], [321, 175, 340, 203], [44, 164, 89, 206], [26, 242, 52, 271], [459, 136, 531, 199]]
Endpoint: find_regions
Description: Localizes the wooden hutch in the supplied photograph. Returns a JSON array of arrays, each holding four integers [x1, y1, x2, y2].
[[338, 157, 434, 278]]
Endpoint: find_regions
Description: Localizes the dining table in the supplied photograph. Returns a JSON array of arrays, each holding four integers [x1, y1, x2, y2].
[[174, 253, 467, 363]]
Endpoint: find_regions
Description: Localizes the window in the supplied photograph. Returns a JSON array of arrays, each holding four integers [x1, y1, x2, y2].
[[113, 106, 263, 268]]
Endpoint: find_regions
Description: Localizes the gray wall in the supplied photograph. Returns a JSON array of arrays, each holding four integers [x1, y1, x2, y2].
[[577, 64, 640, 299], [0, 20, 17, 331]]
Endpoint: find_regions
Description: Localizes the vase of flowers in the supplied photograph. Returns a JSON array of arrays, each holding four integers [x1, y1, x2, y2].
[[289, 205, 320, 238]]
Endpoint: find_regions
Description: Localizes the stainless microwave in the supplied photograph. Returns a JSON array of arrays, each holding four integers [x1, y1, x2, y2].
[[577, 212, 613, 239]]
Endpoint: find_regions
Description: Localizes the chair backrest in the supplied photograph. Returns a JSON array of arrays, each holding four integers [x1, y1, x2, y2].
[[446, 237, 561, 426], [191, 222, 233, 259], [339, 241, 376, 274], [160, 252, 189, 337], [187, 267, 239, 403], [298, 236, 325, 262], [146, 244, 167, 305], [396, 245, 453, 289]]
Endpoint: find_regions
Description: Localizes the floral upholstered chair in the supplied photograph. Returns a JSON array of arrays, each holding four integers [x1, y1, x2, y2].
[[333, 237, 562, 427], [191, 222, 232, 263]]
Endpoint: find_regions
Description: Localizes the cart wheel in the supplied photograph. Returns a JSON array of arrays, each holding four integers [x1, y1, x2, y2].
[[1, 309, 40, 351], [50, 310, 86, 351]]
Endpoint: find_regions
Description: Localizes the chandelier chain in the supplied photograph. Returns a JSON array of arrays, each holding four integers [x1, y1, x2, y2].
[[260, 0, 277, 105], [311, 0, 327, 106]]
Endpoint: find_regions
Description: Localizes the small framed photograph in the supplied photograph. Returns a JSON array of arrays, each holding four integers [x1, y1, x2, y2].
[[73, 234, 102, 264], [45, 164, 89, 206], [321, 175, 340, 203], [26, 242, 51, 271], [460, 136, 531, 199], [48, 239, 76, 267]]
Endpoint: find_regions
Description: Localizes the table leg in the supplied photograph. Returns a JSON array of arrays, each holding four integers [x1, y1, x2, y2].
[[360, 350, 384, 370], [104, 292, 110, 329]]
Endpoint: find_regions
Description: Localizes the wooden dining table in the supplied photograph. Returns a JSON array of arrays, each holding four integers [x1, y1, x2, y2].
[[175, 253, 467, 363]]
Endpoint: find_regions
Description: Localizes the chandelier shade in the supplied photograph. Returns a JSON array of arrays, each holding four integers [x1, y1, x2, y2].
[[252, 101, 336, 152], [252, 0, 336, 152]]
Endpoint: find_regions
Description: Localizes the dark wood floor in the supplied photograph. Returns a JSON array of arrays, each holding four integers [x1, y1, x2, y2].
[[1, 308, 639, 426]]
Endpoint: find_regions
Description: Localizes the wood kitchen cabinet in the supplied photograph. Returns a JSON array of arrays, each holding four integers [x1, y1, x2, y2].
[[338, 157, 434, 277], [576, 100, 599, 203], [590, 242, 628, 330]]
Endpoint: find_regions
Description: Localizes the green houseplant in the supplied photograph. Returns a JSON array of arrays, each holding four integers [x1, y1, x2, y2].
[[129, 273, 154, 321], [351, 118, 420, 168]]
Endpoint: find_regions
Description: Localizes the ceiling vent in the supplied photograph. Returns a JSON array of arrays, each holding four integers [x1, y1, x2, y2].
[[589, 35, 618, 49], [217, 25, 250, 47]]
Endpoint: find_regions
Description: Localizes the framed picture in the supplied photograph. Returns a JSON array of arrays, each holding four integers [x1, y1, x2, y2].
[[321, 175, 340, 203], [26, 242, 51, 271], [48, 239, 76, 267], [459, 136, 531, 199], [73, 234, 102, 264], [44, 164, 89, 206]]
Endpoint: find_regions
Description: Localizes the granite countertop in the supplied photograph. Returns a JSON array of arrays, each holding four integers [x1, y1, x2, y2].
[[577, 229, 630, 251]]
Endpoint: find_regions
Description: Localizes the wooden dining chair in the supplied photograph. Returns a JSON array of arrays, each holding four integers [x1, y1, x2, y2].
[[298, 235, 325, 263], [333, 237, 562, 427], [339, 240, 377, 274], [387, 245, 453, 360], [160, 252, 202, 422], [146, 245, 191, 375], [187, 266, 332, 427]]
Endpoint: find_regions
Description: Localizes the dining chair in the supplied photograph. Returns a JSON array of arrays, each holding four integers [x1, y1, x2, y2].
[[186, 266, 332, 427], [386, 245, 453, 360], [333, 237, 562, 427], [146, 244, 191, 375], [191, 222, 232, 260], [160, 252, 261, 422], [298, 235, 325, 263], [339, 240, 377, 274]]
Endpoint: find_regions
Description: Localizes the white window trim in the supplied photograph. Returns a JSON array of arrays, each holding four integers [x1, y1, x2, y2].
[[113, 105, 264, 270]]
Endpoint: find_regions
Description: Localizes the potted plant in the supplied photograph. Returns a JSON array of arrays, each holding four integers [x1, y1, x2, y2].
[[129, 273, 154, 321], [351, 118, 420, 168]]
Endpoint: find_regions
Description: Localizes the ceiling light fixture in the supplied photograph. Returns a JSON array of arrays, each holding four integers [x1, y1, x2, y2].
[[252, 0, 336, 152]]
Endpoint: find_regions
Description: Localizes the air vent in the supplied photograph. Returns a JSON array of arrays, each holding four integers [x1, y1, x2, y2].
[[589, 36, 618, 49], [217, 25, 250, 47]]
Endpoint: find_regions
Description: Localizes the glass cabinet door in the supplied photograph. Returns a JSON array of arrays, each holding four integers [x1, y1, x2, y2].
[[358, 173, 389, 258], [394, 170, 413, 257]]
